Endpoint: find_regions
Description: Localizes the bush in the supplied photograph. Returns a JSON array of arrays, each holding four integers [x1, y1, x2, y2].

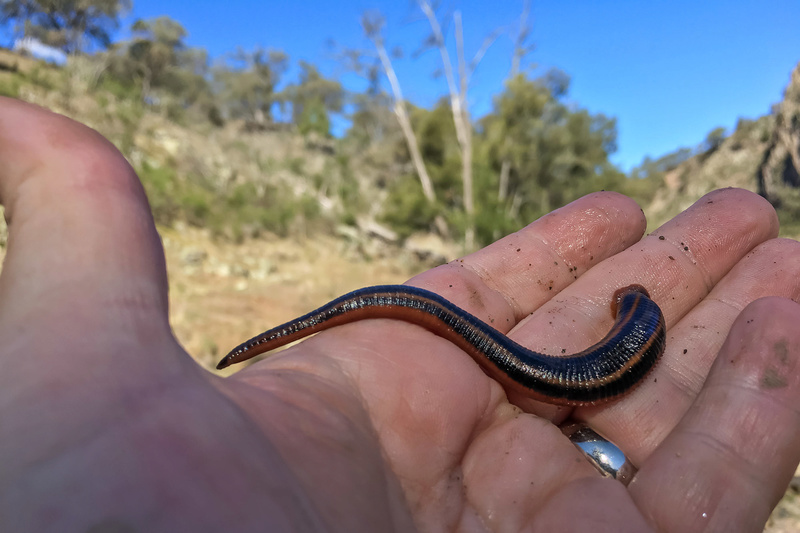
[[381, 176, 440, 239], [0, 77, 20, 97]]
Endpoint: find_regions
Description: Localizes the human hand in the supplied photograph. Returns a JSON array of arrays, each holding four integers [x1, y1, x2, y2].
[[2, 97, 799, 532]]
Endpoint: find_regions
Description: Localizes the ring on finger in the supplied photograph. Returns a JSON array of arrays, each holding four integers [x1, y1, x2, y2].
[[560, 421, 638, 486]]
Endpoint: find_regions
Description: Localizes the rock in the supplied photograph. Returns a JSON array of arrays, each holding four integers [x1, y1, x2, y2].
[[405, 232, 459, 265], [181, 248, 208, 266]]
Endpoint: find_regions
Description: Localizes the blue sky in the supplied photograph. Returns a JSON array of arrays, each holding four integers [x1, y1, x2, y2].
[[112, 1, 799, 170]]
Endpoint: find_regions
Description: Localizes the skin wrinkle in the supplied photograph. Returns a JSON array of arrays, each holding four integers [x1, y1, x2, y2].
[[462, 416, 567, 529], [550, 293, 614, 344], [702, 294, 747, 316], [661, 349, 709, 400], [539, 208, 625, 259], [226, 366, 408, 531], [695, 375, 800, 463], [456, 194, 644, 326], [538, 200, 642, 258], [231, 357, 384, 468], [432, 263, 511, 318], [500, 231, 585, 322], [681, 426, 762, 480], [672, 441, 774, 533], [663, 192, 778, 289], [649, 233, 714, 293], [277, 328, 478, 532], [452, 259, 522, 322]]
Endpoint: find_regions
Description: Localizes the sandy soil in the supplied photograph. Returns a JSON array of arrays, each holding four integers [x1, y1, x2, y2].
[[162, 226, 423, 370]]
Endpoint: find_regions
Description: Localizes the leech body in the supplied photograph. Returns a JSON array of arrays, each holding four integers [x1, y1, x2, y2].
[[217, 285, 666, 406]]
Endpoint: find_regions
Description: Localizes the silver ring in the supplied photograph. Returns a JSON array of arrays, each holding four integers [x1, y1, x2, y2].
[[560, 422, 637, 486]]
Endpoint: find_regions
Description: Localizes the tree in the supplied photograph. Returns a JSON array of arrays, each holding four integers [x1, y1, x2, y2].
[[280, 61, 343, 137], [480, 73, 622, 228], [360, 11, 438, 206], [703, 126, 727, 153], [104, 16, 214, 119], [0, 0, 129, 54], [126, 16, 187, 99], [383, 100, 463, 237], [416, 1, 500, 249], [498, 0, 535, 205], [213, 47, 288, 128]]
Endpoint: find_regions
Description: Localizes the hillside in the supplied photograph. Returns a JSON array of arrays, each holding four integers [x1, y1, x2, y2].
[[646, 61, 800, 234]]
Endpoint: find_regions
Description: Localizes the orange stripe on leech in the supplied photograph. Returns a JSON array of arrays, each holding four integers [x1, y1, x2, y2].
[[582, 297, 663, 387], [230, 305, 392, 363], [231, 292, 470, 364], [505, 295, 644, 389]]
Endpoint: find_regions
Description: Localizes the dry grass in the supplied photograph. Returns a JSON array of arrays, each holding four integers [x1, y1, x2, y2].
[[162, 226, 421, 369]]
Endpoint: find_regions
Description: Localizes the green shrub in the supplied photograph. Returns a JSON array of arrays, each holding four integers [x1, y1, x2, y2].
[[286, 157, 306, 175], [381, 176, 440, 239], [0, 77, 20, 98]]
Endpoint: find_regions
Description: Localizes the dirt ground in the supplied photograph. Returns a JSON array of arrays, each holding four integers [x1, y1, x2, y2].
[[162, 225, 422, 371]]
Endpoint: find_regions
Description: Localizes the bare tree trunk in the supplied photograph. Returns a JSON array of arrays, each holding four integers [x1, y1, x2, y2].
[[500, 1, 531, 212], [499, 159, 511, 202], [368, 29, 437, 204], [510, 1, 531, 78], [455, 12, 475, 250], [420, 3, 476, 249]]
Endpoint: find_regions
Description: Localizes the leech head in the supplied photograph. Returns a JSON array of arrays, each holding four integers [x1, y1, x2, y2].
[[611, 284, 650, 316]]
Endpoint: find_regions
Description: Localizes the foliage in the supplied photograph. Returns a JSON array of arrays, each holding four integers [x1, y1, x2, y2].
[[376, 72, 659, 245], [10, 5, 778, 247], [703, 126, 727, 153], [346, 91, 397, 148], [137, 161, 328, 240], [110, 16, 185, 98], [296, 96, 330, 137], [213, 46, 288, 126], [381, 176, 441, 238], [280, 62, 343, 137], [0, 70, 22, 97], [342, 46, 398, 149], [473, 72, 624, 240], [630, 147, 696, 180], [381, 100, 461, 235], [0, 0, 129, 53], [102, 16, 214, 121]]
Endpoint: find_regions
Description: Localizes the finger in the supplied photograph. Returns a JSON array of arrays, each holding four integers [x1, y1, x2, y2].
[[585, 238, 800, 464], [509, 188, 778, 417], [460, 412, 602, 530], [0, 99, 177, 374], [409, 191, 647, 333], [0, 98, 168, 312], [629, 297, 800, 532], [530, 478, 653, 533], [458, 409, 654, 532]]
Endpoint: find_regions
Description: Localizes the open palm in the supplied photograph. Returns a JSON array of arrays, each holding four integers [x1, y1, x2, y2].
[[2, 97, 800, 532]]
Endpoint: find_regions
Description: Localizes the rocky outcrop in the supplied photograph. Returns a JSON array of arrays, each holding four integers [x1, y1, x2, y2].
[[757, 62, 800, 213], [646, 62, 800, 229]]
